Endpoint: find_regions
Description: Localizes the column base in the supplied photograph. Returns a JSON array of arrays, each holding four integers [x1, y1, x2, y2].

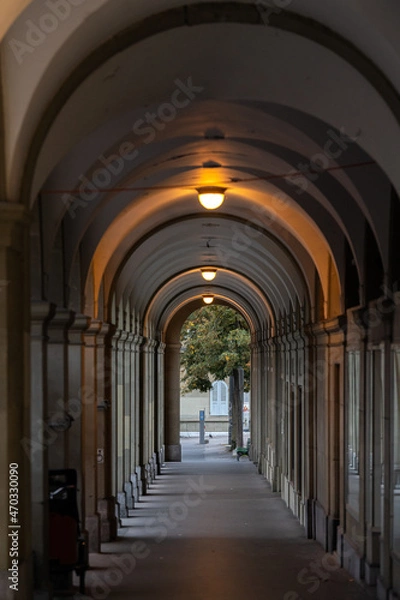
[[116, 492, 128, 520], [135, 466, 143, 498], [303, 498, 314, 539], [327, 515, 340, 553], [377, 577, 389, 600], [130, 473, 140, 502], [140, 464, 151, 495], [124, 482, 135, 510], [85, 514, 101, 553], [365, 525, 381, 586], [150, 454, 157, 482], [314, 500, 328, 550], [156, 448, 164, 474], [364, 560, 380, 586], [338, 531, 365, 583], [98, 497, 118, 542], [165, 444, 182, 462]]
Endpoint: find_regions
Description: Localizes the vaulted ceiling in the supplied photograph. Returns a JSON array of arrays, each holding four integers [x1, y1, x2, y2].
[[2, 1, 399, 335]]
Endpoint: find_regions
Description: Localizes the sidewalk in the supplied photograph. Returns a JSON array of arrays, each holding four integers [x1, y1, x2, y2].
[[82, 437, 375, 600]]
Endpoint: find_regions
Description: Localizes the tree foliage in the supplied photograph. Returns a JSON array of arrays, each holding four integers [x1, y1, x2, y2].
[[180, 306, 251, 393]]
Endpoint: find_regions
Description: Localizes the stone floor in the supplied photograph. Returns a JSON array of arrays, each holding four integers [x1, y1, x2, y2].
[[79, 437, 376, 600]]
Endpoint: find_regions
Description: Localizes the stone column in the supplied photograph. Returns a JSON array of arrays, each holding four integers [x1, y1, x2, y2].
[[156, 343, 166, 472], [30, 302, 54, 600], [66, 314, 90, 540], [123, 332, 134, 511], [164, 342, 182, 462], [132, 335, 142, 500], [116, 330, 128, 519], [46, 309, 74, 470], [96, 323, 117, 542], [378, 308, 396, 597], [0, 203, 32, 600], [82, 320, 102, 553], [325, 318, 346, 553], [110, 330, 119, 517], [147, 339, 158, 481], [250, 336, 262, 465], [260, 334, 269, 472], [139, 338, 152, 491]]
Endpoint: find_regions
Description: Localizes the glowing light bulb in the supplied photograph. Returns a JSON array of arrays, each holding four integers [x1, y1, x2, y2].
[[201, 268, 217, 281], [197, 187, 226, 210]]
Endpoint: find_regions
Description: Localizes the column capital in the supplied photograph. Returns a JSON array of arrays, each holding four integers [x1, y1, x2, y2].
[[112, 329, 122, 347], [141, 337, 159, 352], [30, 302, 56, 339], [157, 342, 166, 354], [47, 308, 75, 343], [96, 322, 114, 345], [68, 313, 92, 344], [117, 330, 129, 349], [132, 334, 143, 350], [83, 319, 103, 346], [165, 342, 181, 352]]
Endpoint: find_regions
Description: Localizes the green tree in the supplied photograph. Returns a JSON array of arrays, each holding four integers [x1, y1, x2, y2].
[[180, 306, 250, 394]]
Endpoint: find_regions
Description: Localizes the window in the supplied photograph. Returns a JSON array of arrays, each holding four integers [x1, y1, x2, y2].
[[210, 381, 228, 416]]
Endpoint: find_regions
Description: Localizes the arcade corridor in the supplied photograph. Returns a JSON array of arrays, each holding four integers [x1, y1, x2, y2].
[[1, 2, 400, 599], [84, 438, 374, 600]]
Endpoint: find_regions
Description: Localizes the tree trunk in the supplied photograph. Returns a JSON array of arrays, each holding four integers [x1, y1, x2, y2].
[[229, 367, 244, 449]]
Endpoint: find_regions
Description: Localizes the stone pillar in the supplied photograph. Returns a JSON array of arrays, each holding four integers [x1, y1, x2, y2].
[[147, 339, 158, 481], [82, 320, 102, 553], [156, 343, 166, 472], [164, 342, 182, 462], [123, 332, 134, 511], [30, 302, 54, 600], [260, 335, 269, 471], [0, 203, 32, 599], [139, 338, 154, 492], [66, 314, 90, 541], [46, 309, 74, 470], [110, 330, 119, 518], [132, 335, 142, 500], [325, 319, 346, 553], [378, 309, 396, 597], [116, 330, 128, 519], [250, 337, 262, 465], [96, 323, 117, 542]]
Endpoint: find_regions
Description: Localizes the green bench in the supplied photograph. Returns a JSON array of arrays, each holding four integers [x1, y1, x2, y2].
[[236, 439, 251, 461]]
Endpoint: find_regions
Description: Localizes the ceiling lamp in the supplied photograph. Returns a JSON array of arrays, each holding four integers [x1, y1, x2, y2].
[[202, 294, 214, 305], [197, 186, 226, 210], [201, 268, 217, 281]]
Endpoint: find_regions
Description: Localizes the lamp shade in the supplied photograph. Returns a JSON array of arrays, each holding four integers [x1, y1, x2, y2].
[[201, 268, 217, 281], [197, 186, 226, 210]]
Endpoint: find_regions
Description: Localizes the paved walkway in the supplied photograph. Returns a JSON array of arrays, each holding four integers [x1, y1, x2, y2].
[[83, 437, 375, 600]]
